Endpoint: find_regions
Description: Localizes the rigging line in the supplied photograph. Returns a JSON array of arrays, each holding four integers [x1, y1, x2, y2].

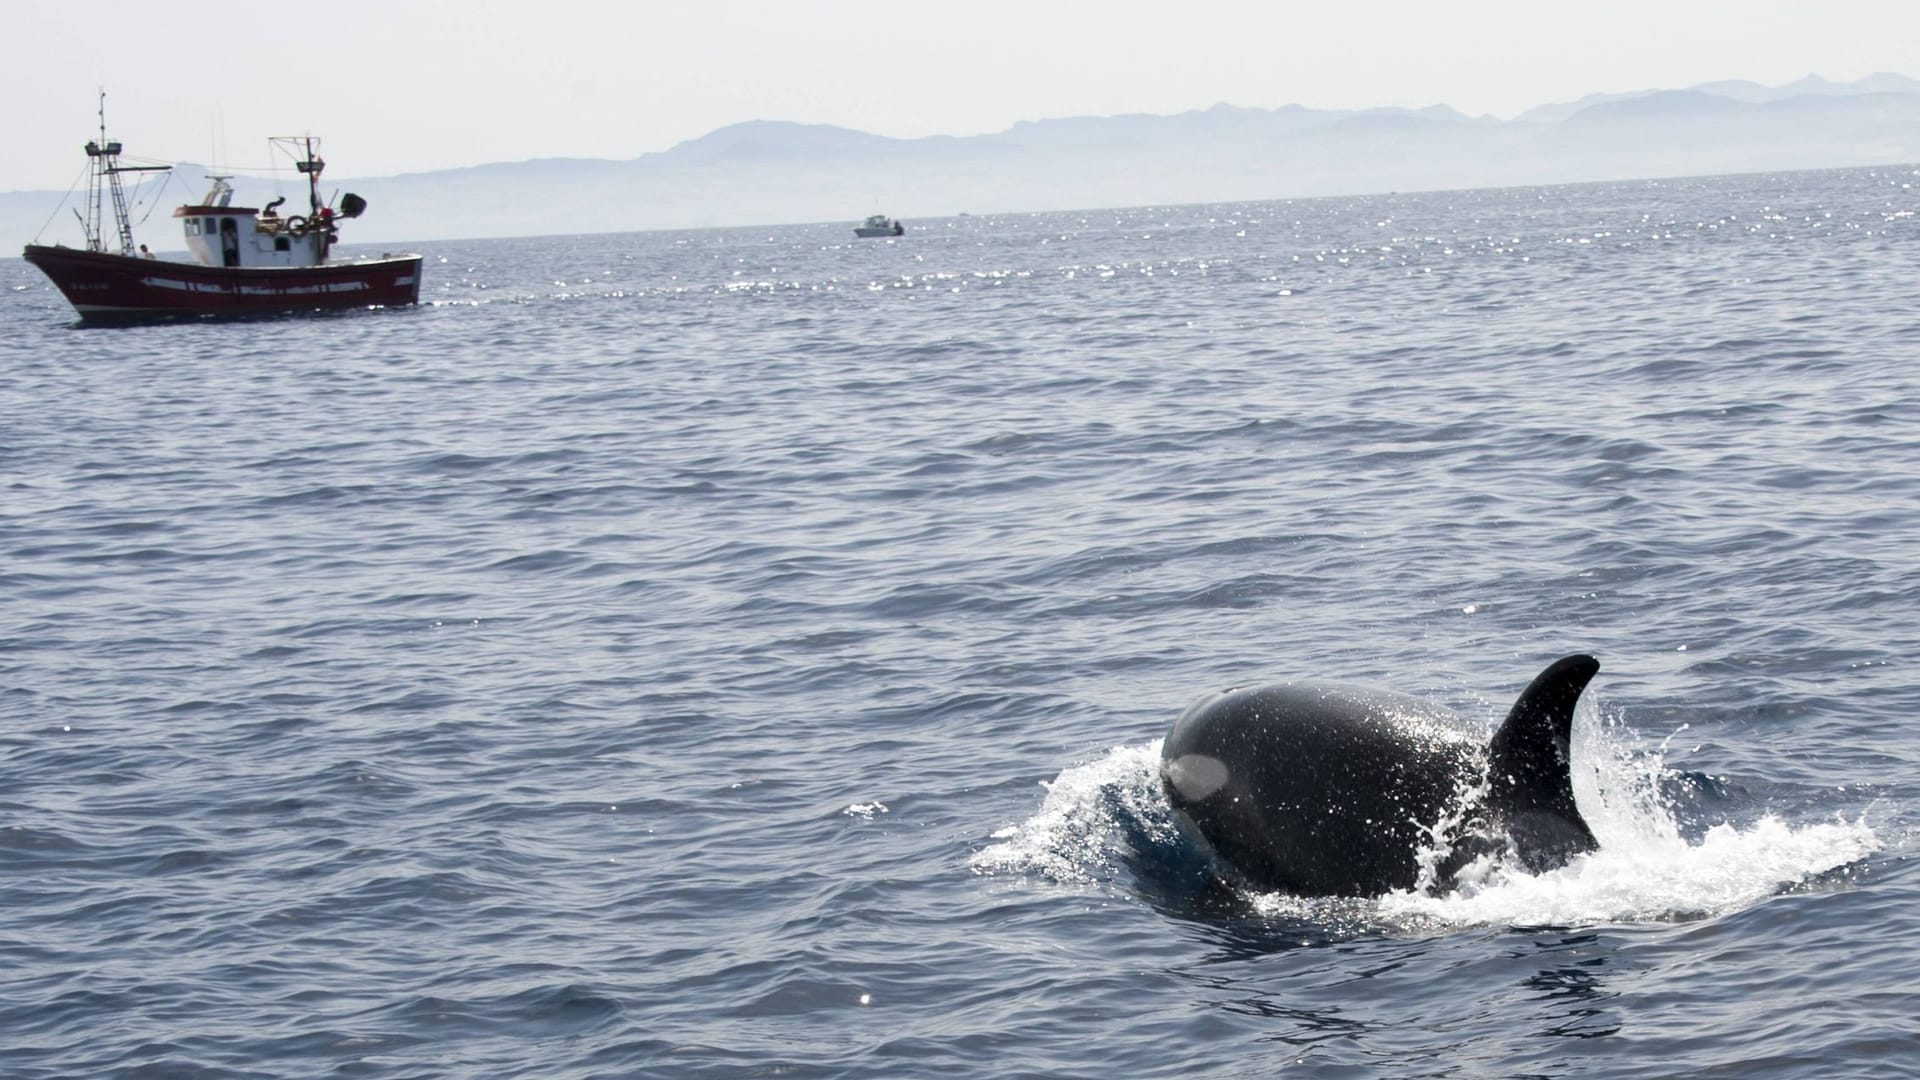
[[29, 160, 94, 245], [108, 149, 176, 170], [129, 170, 181, 229]]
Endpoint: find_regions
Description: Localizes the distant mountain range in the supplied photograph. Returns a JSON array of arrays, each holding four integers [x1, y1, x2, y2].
[[8, 73, 1920, 246]]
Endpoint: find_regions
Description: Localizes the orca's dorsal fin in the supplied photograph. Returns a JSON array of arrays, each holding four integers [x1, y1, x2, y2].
[[1485, 654, 1600, 863]]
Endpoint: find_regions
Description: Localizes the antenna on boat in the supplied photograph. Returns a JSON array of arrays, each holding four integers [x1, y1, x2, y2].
[[277, 135, 326, 218]]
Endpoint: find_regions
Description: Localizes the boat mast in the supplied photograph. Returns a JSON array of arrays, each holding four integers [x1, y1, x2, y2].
[[290, 136, 325, 218], [81, 91, 171, 255]]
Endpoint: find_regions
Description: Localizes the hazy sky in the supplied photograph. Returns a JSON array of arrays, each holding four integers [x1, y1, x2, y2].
[[7, 0, 1917, 192]]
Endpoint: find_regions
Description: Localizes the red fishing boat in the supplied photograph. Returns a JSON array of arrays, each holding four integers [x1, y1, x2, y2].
[[22, 97, 423, 322]]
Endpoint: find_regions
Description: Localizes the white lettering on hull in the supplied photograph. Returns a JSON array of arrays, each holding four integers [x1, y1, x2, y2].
[[140, 277, 376, 297], [142, 277, 228, 294]]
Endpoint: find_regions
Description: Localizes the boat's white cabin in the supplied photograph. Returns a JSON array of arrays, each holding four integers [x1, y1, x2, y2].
[[173, 177, 333, 269]]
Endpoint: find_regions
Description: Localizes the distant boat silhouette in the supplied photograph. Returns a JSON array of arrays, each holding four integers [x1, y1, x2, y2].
[[854, 214, 905, 238]]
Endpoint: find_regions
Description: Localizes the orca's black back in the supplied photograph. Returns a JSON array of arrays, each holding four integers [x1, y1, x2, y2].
[[1161, 683, 1482, 896]]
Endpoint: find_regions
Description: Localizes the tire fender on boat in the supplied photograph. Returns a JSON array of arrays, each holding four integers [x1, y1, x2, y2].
[[286, 215, 309, 236]]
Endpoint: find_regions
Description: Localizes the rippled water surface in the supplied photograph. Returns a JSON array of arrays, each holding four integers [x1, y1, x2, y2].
[[5, 167, 1920, 1077]]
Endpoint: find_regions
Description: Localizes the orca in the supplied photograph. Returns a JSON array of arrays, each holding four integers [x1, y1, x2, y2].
[[1159, 654, 1600, 898]]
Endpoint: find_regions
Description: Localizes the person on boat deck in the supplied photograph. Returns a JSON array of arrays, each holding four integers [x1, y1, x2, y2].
[[139, 244, 155, 258]]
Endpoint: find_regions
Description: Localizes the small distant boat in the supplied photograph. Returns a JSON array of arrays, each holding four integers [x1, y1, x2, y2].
[[21, 95, 423, 322], [854, 214, 905, 238]]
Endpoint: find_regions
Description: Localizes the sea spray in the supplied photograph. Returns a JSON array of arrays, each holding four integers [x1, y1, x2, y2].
[[979, 703, 1879, 930]]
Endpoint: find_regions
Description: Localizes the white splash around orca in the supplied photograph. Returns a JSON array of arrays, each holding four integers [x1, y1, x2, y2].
[[973, 659, 1880, 927]]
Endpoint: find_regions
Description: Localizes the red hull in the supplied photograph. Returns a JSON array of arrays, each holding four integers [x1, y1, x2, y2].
[[21, 244, 423, 321]]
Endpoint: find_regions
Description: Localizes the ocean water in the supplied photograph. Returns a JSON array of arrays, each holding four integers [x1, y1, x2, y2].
[[3, 165, 1918, 1078]]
